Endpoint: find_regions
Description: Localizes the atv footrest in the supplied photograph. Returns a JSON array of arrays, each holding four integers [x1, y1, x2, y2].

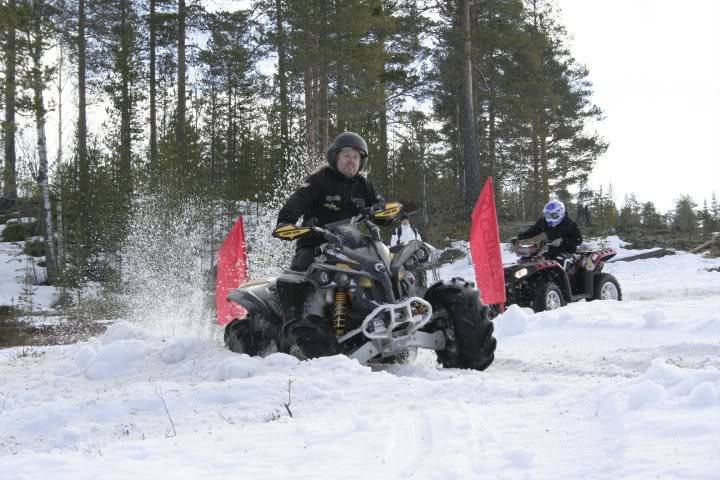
[[349, 331, 446, 364]]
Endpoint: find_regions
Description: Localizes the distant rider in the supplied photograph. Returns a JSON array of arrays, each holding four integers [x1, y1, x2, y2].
[[511, 200, 595, 296], [511, 200, 582, 258]]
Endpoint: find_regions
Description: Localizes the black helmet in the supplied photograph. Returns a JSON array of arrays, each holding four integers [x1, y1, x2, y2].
[[326, 132, 368, 172]]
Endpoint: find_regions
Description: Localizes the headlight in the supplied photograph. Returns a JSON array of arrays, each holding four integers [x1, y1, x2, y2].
[[514, 268, 528, 279], [415, 246, 429, 262], [317, 271, 331, 285]]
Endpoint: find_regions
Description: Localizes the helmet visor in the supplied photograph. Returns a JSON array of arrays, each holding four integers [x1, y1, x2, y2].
[[545, 210, 563, 221]]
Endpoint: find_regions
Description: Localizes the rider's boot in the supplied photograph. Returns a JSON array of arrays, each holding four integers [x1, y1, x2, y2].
[[276, 273, 339, 359]]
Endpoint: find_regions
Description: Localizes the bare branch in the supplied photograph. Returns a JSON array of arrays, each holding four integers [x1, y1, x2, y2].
[[218, 412, 235, 425], [156, 385, 177, 437], [283, 378, 293, 418]]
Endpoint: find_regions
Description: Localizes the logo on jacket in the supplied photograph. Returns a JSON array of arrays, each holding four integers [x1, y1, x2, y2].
[[351, 197, 366, 208]]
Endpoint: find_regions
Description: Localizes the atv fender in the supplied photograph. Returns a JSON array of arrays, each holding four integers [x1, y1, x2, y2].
[[425, 277, 485, 307], [227, 282, 282, 327]]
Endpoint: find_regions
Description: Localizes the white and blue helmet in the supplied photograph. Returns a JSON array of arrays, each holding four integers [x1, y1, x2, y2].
[[543, 200, 566, 227]]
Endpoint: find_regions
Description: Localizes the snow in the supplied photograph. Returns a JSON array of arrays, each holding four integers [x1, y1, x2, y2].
[[1, 235, 720, 478]]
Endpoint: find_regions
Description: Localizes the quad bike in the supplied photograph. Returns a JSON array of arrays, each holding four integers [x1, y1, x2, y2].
[[223, 202, 496, 370], [504, 240, 622, 312]]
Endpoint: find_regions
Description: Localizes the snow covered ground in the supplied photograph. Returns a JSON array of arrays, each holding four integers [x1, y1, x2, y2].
[[0, 223, 55, 310], [1, 236, 720, 479]]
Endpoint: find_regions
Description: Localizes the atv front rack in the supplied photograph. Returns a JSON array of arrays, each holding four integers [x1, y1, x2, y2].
[[339, 297, 445, 363]]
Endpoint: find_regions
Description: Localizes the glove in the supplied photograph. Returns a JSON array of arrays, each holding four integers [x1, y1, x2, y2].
[[549, 238, 563, 247]]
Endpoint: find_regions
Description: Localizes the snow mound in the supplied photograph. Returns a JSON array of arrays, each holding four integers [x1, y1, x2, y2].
[[687, 382, 719, 407], [625, 359, 720, 410], [642, 308, 667, 328], [216, 354, 263, 380], [101, 321, 152, 344], [494, 304, 530, 336], [75, 339, 147, 380], [159, 337, 197, 364], [626, 379, 667, 409]]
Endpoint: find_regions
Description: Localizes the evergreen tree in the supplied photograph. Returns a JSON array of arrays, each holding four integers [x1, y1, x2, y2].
[[618, 193, 641, 229], [640, 201, 665, 230], [671, 195, 699, 234]]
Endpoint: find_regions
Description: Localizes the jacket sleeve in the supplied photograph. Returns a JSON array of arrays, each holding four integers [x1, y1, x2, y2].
[[517, 217, 545, 240], [277, 176, 321, 225], [563, 220, 583, 250]]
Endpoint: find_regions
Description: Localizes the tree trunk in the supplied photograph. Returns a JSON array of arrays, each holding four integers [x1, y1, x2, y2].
[[460, 0, 479, 207], [317, 0, 329, 154], [119, 0, 133, 200], [31, 0, 57, 281], [539, 116, 549, 203], [177, 0, 187, 156], [275, 0, 289, 174], [149, 0, 158, 165], [55, 39, 66, 269], [303, 66, 317, 166], [488, 97, 496, 179], [3, 0, 18, 200], [531, 125, 540, 213], [77, 0, 89, 199], [419, 138, 429, 225]]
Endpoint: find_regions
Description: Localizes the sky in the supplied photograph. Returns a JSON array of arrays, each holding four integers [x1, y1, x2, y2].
[[555, 0, 720, 211]]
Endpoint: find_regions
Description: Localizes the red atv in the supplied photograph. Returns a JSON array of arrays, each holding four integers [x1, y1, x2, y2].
[[504, 240, 622, 312]]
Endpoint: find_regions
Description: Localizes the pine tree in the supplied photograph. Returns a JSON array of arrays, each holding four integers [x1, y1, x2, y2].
[[672, 195, 699, 234], [640, 201, 665, 230]]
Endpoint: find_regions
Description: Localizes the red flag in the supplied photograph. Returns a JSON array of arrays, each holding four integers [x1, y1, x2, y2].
[[215, 216, 248, 326], [469, 177, 506, 306]]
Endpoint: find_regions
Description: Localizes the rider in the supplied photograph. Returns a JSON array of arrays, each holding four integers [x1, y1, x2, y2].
[[511, 200, 594, 296], [276, 132, 385, 271], [274, 132, 386, 358]]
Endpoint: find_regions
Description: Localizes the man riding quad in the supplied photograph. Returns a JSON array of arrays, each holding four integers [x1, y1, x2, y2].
[[273, 132, 387, 358], [510, 199, 595, 299]]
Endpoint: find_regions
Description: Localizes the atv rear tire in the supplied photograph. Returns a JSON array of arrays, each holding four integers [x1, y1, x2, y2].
[[224, 316, 275, 356], [427, 279, 496, 371], [591, 273, 622, 301], [533, 281, 565, 312]]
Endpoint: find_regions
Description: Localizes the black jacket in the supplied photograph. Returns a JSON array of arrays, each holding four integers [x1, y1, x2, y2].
[[518, 215, 582, 257], [277, 167, 385, 248]]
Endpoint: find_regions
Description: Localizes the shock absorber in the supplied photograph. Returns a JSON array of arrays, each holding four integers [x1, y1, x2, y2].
[[333, 290, 349, 335]]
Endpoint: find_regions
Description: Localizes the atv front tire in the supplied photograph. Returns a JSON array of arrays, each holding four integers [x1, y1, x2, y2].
[[533, 281, 565, 312], [592, 273, 622, 301], [427, 279, 496, 371]]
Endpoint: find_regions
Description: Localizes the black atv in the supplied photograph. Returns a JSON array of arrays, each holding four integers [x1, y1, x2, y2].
[[223, 202, 496, 370], [504, 240, 622, 312]]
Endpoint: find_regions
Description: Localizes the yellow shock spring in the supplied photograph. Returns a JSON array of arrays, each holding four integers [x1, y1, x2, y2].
[[333, 290, 349, 335]]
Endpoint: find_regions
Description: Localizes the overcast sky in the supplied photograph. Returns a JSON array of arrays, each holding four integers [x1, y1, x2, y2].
[[555, 0, 719, 211]]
